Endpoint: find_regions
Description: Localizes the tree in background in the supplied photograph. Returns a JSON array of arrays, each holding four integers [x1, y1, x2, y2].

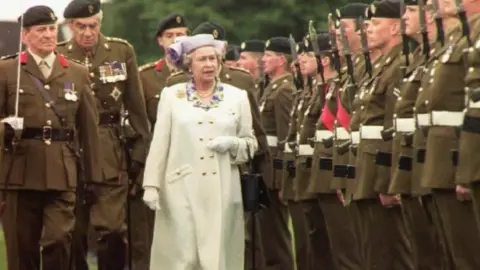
[[101, 0, 372, 64]]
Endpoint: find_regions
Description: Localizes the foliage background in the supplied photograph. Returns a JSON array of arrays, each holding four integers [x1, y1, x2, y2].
[[101, 0, 372, 64]]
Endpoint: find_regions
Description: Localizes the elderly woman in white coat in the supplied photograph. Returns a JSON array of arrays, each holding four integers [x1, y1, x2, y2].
[[142, 34, 258, 270]]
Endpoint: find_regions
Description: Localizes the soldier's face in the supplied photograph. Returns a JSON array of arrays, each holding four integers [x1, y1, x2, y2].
[[368, 18, 397, 50], [299, 52, 317, 76], [438, 0, 457, 16], [262, 51, 285, 75], [404, 6, 421, 37], [158, 27, 188, 51], [189, 46, 219, 82], [22, 24, 58, 56], [238, 52, 258, 75], [69, 17, 101, 49]]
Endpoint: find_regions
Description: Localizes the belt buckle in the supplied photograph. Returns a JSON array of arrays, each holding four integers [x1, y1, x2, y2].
[[42, 126, 52, 145]]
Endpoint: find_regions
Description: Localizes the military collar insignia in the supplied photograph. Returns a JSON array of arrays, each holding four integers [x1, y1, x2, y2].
[[50, 12, 56, 21]]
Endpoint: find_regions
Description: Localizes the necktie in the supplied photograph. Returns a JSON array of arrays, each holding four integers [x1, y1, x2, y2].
[[39, 60, 51, 79]]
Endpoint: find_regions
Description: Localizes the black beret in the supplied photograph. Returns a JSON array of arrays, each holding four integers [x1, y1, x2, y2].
[[265, 37, 291, 55], [240, 40, 265, 53], [296, 41, 306, 54], [302, 30, 331, 53], [63, 0, 101, 19], [19, 5, 57, 27], [225, 45, 240, 61], [371, 0, 401, 19], [155, 13, 188, 37], [337, 3, 369, 20], [404, 0, 418, 5], [192, 22, 226, 40]]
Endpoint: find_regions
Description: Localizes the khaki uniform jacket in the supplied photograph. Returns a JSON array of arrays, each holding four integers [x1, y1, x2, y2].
[[353, 44, 403, 200], [57, 35, 150, 184], [138, 58, 173, 125], [388, 47, 426, 195], [307, 78, 338, 194], [166, 65, 272, 187], [456, 14, 480, 185], [415, 25, 463, 189], [0, 52, 101, 190]]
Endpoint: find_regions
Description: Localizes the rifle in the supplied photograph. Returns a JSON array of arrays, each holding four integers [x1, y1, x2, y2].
[[419, 0, 431, 59], [400, 0, 410, 68], [257, 57, 267, 100], [289, 34, 304, 91], [327, 14, 342, 77], [308, 20, 326, 83], [338, 19, 357, 110], [432, 0, 445, 45], [455, 0, 472, 47], [357, 16, 372, 78]]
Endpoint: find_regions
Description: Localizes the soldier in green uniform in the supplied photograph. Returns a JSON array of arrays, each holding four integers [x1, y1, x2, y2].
[[238, 39, 267, 100], [134, 13, 188, 270], [387, 2, 445, 269], [238, 38, 294, 270], [225, 44, 240, 68], [260, 36, 295, 270], [166, 23, 270, 269], [0, 5, 102, 269], [350, 1, 414, 269], [416, 0, 480, 268], [57, 0, 151, 269], [458, 0, 480, 240], [306, 31, 363, 270]]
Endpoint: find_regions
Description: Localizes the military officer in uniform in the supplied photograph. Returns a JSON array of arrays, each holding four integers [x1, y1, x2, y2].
[[165, 23, 270, 269], [57, 0, 150, 269], [458, 0, 480, 239], [0, 6, 101, 270], [416, 0, 480, 268], [350, 1, 414, 269], [260, 36, 295, 270], [238, 39, 267, 100], [387, 2, 445, 269], [134, 13, 188, 270], [225, 44, 241, 68]]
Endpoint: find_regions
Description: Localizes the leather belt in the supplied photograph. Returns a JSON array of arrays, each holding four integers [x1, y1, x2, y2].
[[21, 127, 74, 142], [99, 111, 121, 125]]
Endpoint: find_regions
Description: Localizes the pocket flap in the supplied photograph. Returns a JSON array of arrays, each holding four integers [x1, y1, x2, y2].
[[166, 164, 193, 184]]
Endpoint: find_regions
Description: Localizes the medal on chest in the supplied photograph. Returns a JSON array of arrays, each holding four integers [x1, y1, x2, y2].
[[99, 61, 128, 83], [110, 86, 122, 101], [64, 82, 78, 102]]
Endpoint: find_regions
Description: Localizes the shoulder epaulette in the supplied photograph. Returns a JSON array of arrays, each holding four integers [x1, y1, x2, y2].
[[57, 40, 68, 46], [170, 70, 185, 77], [138, 62, 156, 72], [0, 53, 18, 61], [105, 36, 131, 46], [229, 66, 250, 74], [63, 55, 83, 65]]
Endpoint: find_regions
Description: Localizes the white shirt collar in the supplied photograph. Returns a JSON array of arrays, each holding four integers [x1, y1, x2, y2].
[[28, 49, 56, 68]]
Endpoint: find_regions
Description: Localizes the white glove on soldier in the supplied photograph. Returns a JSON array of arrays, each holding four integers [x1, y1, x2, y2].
[[1, 116, 24, 130], [206, 136, 239, 154], [143, 187, 161, 211]]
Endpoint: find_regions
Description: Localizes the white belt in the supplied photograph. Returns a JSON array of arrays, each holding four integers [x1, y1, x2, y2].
[[266, 135, 278, 147], [469, 100, 480, 109], [298, 144, 314, 156], [416, 113, 430, 127], [335, 127, 350, 140], [315, 130, 333, 141], [431, 111, 464, 126], [284, 143, 293, 153], [351, 131, 360, 144], [360, 125, 383, 140], [395, 118, 415, 132]]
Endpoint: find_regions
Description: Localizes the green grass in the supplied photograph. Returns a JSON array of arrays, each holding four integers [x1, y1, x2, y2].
[[0, 229, 97, 270]]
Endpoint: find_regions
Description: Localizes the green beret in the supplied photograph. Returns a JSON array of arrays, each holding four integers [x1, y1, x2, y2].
[[155, 13, 188, 37], [192, 22, 226, 40], [63, 0, 101, 19], [225, 45, 240, 61], [371, 0, 401, 19], [265, 37, 291, 55], [337, 3, 369, 20], [240, 40, 265, 53], [19, 5, 57, 27]]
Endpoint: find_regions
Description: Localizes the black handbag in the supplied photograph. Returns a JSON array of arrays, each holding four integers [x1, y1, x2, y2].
[[240, 145, 270, 212]]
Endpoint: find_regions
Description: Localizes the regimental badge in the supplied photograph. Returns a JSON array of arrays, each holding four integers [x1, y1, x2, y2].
[[265, 39, 270, 48], [50, 13, 56, 20], [296, 44, 300, 53], [176, 16, 182, 24], [304, 38, 309, 49], [213, 29, 219, 39], [110, 86, 122, 101], [370, 4, 376, 15], [336, 9, 342, 19], [176, 89, 186, 99], [88, 4, 94, 14], [64, 82, 78, 102], [241, 42, 246, 50]]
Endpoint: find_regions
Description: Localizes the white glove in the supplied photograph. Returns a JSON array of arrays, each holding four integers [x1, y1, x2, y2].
[[1, 116, 24, 130], [206, 136, 239, 154], [143, 187, 161, 211]]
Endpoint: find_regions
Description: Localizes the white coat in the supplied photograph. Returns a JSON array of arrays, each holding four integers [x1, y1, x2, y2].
[[142, 82, 258, 270]]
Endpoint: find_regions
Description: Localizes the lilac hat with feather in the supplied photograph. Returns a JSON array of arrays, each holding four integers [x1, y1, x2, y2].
[[167, 34, 225, 68]]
